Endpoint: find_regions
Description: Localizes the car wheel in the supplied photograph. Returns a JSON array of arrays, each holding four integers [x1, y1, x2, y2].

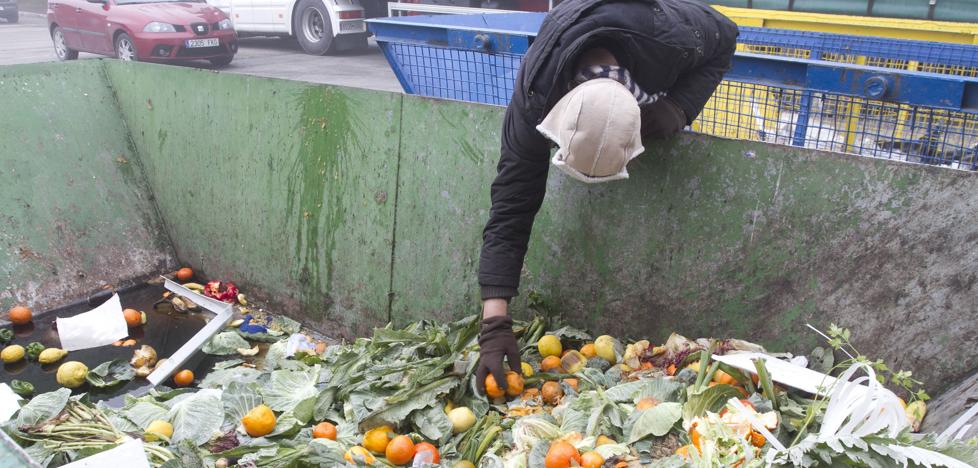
[[293, 0, 333, 55], [52, 26, 79, 61], [115, 32, 137, 62], [8, 12, 18, 23], [209, 55, 234, 68]]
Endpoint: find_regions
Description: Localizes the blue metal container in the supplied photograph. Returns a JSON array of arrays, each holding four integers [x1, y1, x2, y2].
[[367, 13, 978, 168]]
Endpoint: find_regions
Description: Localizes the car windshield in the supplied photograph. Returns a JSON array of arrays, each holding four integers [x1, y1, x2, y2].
[[115, 0, 203, 5]]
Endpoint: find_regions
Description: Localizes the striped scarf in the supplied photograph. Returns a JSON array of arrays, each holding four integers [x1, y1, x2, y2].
[[573, 65, 666, 106]]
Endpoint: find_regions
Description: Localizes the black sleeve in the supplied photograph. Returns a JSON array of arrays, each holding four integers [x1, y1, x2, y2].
[[667, 34, 737, 124], [478, 98, 552, 300]]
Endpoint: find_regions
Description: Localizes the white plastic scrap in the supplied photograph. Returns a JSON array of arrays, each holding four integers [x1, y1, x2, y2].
[[56, 294, 128, 351]]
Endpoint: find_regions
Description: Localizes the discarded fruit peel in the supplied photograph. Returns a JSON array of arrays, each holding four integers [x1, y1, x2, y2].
[[4, 314, 974, 468]]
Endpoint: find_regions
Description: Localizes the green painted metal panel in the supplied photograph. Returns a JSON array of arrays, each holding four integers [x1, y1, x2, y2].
[[102, 62, 400, 338], [1, 60, 976, 394], [0, 61, 175, 314], [393, 95, 978, 393]]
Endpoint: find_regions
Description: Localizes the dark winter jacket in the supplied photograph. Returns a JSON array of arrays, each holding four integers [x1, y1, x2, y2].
[[479, 0, 738, 300]]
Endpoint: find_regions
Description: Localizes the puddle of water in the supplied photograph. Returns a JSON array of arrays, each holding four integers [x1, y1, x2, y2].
[[1, 283, 225, 407]]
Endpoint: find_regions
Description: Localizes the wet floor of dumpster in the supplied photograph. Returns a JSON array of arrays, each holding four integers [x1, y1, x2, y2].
[[0, 283, 225, 407]]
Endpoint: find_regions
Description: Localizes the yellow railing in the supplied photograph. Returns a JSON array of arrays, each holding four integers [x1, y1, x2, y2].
[[713, 6, 978, 45]]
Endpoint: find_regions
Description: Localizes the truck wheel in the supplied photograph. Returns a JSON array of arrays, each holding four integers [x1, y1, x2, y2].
[[293, 0, 333, 55], [52, 26, 79, 61]]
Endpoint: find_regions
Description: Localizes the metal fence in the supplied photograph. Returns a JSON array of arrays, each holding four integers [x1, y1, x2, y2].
[[368, 15, 978, 170]]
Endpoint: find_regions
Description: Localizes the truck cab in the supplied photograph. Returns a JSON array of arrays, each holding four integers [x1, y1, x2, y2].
[[209, 0, 367, 54]]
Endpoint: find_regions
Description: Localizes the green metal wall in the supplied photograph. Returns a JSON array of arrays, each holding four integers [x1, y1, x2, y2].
[[2, 60, 976, 394], [0, 62, 175, 315], [102, 63, 399, 338]]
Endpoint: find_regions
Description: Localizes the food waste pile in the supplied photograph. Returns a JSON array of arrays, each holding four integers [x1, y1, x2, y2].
[[2, 274, 977, 468]]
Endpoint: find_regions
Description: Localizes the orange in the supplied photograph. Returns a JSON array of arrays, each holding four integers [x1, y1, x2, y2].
[[414, 442, 440, 464], [312, 421, 337, 440], [173, 369, 194, 387], [175, 267, 194, 282], [541, 381, 563, 405], [8, 306, 32, 325], [540, 355, 563, 373], [241, 405, 276, 437], [595, 435, 615, 446], [580, 343, 596, 358], [636, 397, 659, 411], [484, 374, 505, 399], [364, 425, 394, 454], [713, 369, 738, 385], [344, 446, 376, 464], [562, 378, 579, 391], [505, 371, 524, 397], [544, 441, 581, 468], [689, 422, 702, 450], [385, 434, 416, 465], [123, 309, 145, 328], [521, 388, 540, 400], [581, 451, 604, 468], [748, 430, 766, 447]]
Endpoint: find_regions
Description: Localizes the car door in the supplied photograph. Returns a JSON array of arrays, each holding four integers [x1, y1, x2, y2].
[[50, 0, 85, 50], [76, 0, 112, 53]]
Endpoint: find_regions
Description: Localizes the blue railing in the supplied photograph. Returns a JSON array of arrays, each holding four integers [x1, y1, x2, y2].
[[368, 13, 978, 169]]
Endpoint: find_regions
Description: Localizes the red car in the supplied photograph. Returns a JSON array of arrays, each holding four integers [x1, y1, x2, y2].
[[48, 0, 238, 67]]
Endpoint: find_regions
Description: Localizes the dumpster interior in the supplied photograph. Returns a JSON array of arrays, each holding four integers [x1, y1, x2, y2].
[[3, 60, 978, 465]]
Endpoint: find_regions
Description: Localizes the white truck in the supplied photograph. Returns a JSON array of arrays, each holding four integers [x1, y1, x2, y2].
[[209, 0, 507, 55], [208, 0, 374, 55]]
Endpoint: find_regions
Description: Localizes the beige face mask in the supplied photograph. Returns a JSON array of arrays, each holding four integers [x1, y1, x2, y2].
[[536, 78, 645, 184]]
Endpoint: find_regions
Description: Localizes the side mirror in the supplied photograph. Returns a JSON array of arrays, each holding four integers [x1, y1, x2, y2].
[[87, 0, 107, 4]]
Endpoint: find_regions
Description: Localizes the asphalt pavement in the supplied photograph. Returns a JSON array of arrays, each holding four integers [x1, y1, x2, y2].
[[0, 12, 403, 93]]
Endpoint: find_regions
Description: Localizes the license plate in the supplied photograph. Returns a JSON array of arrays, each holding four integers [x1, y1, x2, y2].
[[339, 20, 363, 32], [186, 38, 219, 48]]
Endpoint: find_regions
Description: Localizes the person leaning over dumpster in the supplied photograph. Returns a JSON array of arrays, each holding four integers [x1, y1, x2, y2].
[[475, 0, 738, 394]]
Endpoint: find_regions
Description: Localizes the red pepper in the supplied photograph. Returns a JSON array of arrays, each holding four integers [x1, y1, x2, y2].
[[204, 281, 239, 303]]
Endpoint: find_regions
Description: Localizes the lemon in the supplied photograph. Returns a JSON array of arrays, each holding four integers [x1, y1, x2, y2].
[[1, 345, 25, 363], [241, 404, 276, 437], [145, 420, 173, 441], [521, 361, 534, 378], [448, 407, 476, 433], [444, 400, 455, 414], [38, 348, 68, 364], [344, 446, 376, 464], [454, 461, 476, 468], [56, 361, 89, 388], [594, 335, 619, 364], [537, 335, 562, 357]]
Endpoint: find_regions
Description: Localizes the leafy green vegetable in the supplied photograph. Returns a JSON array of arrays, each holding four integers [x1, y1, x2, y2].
[[260, 366, 320, 412], [411, 404, 454, 443], [222, 382, 263, 429], [86, 359, 136, 388], [202, 331, 252, 355], [626, 402, 683, 443], [168, 389, 223, 446], [0, 328, 13, 344], [16, 388, 71, 427], [199, 366, 262, 389], [122, 401, 169, 429], [683, 384, 744, 422], [605, 378, 685, 403], [10, 379, 34, 397]]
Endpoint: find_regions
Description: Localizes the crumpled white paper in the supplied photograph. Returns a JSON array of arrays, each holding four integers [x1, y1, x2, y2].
[[61, 437, 150, 468], [56, 293, 128, 351], [0, 383, 24, 423]]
